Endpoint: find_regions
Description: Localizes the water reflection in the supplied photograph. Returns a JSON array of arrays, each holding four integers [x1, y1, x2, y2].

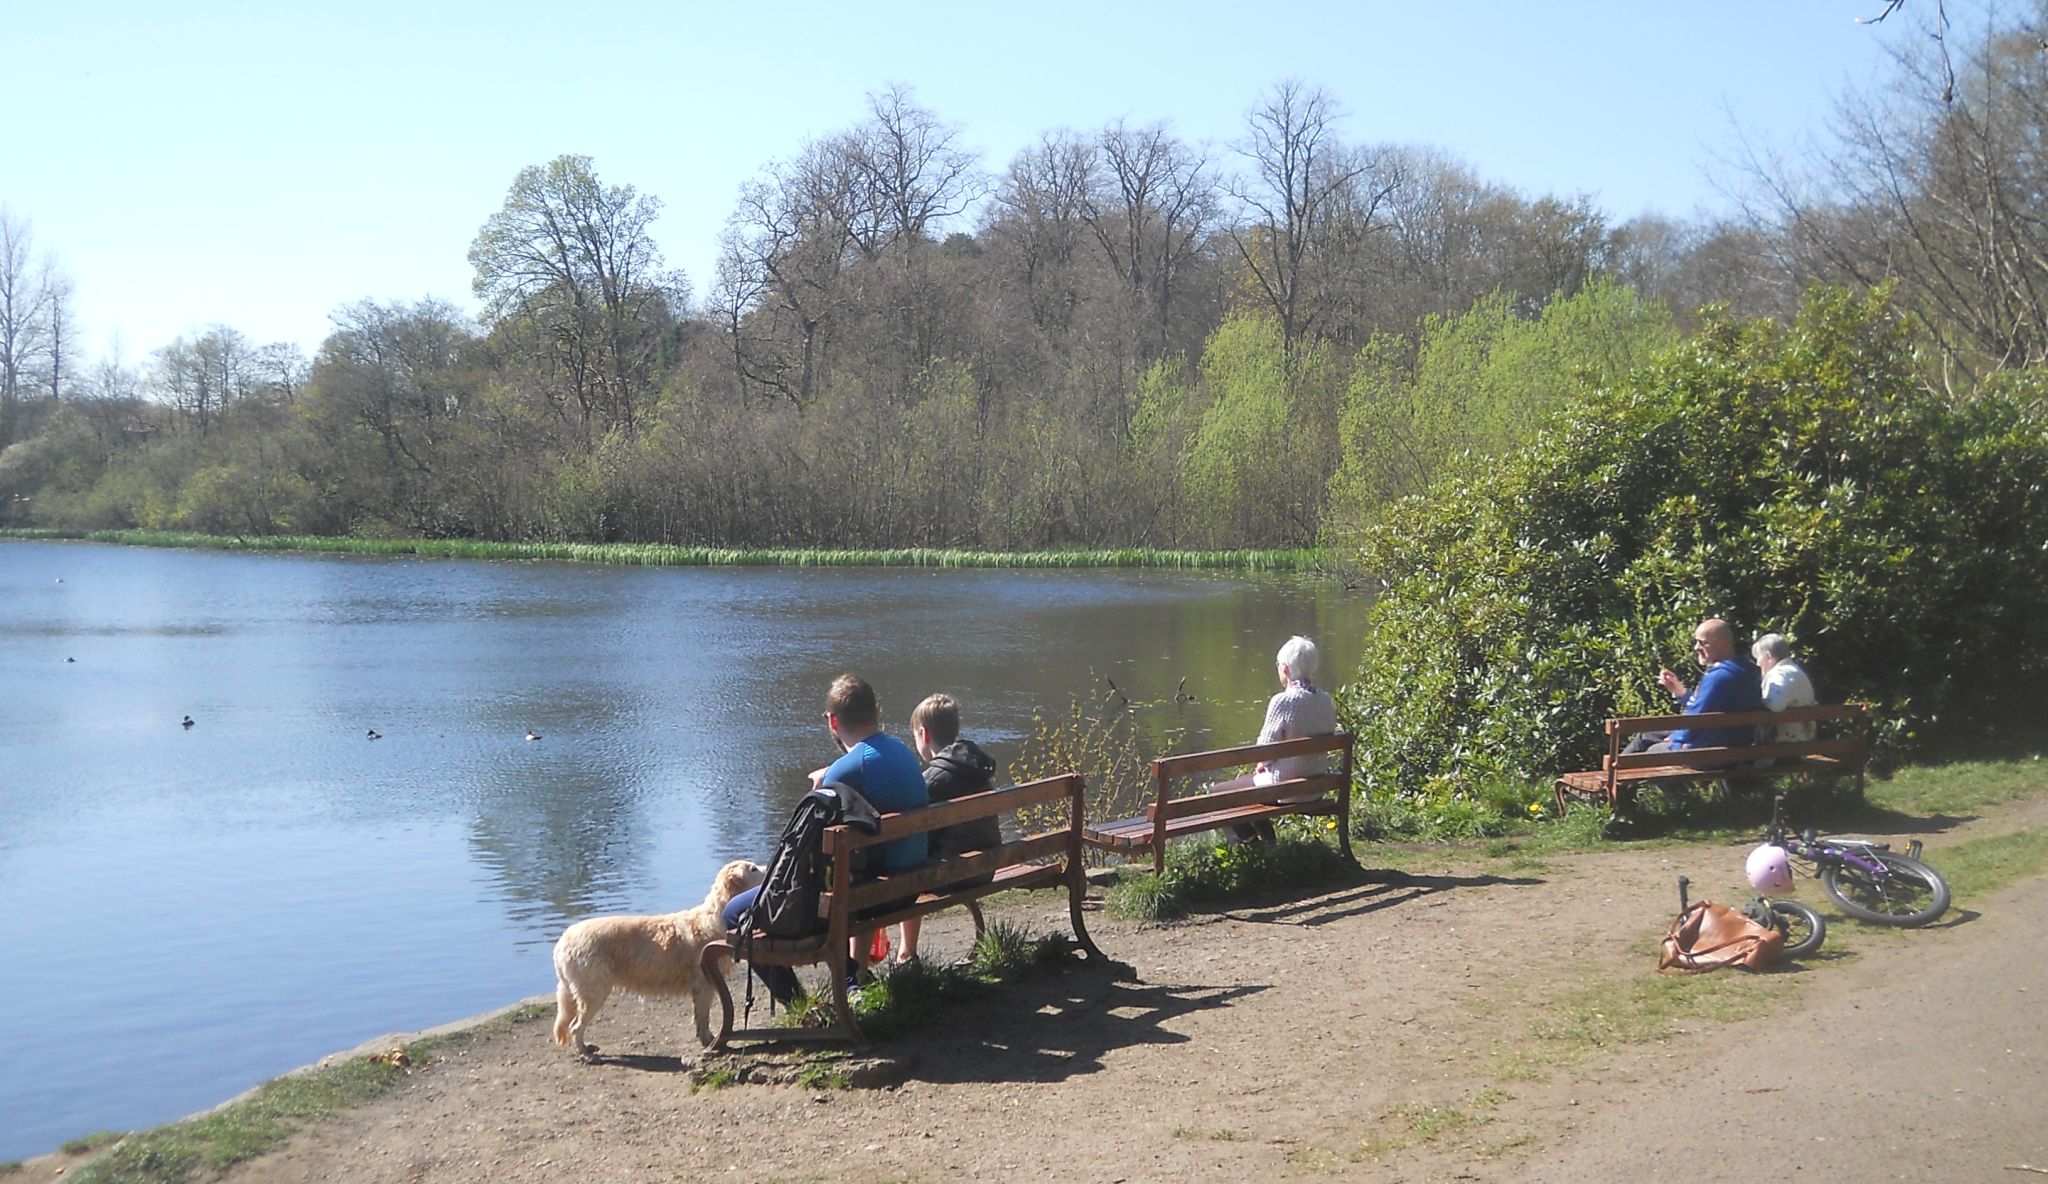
[[0, 540, 1370, 1160]]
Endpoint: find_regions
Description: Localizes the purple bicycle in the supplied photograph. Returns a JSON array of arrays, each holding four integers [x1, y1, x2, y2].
[[1760, 796, 1951, 927]]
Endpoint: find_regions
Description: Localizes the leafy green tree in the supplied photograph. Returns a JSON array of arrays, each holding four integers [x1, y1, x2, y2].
[[1182, 310, 1334, 545], [470, 155, 682, 441], [1342, 286, 2048, 806], [1324, 279, 1676, 544]]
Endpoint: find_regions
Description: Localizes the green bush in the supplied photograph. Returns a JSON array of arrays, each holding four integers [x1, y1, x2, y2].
[[1342, 286, 2048, 814]]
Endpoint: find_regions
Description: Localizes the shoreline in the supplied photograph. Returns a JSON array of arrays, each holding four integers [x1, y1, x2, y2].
[[10, 994, 558, 1174], [0, 529, 1329, 572]]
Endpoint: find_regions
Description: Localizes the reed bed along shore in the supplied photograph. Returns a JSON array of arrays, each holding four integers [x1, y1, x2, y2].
[[2, 529, 1323, 572]]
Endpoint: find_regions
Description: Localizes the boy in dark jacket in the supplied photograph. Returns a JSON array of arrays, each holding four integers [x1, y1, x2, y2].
[[895, 693, 1000, 964]]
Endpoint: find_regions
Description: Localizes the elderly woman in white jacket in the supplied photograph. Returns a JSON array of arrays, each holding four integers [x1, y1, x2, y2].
[[1754, 632, 1817, 742], [1227, 634, 1339, 841]]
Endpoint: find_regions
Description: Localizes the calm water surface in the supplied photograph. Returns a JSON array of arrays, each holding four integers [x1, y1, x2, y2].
[[0, 539, 1370, 1158]]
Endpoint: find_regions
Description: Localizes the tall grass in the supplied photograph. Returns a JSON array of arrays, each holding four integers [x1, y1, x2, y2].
[[1007, 682, 1186, 839], [2, 528, 1323, 572]]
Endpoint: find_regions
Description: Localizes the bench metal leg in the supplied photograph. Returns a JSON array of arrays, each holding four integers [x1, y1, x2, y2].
[[701, 940, 736, 1051], [1067, 864, 1107, 962], [700, 938, 868, 1049]]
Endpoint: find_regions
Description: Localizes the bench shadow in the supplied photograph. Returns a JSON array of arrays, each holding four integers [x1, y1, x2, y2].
[[581, 1050, 690, 1073], [1617, 789, 1979, 841], [1203, 866, 1544, 928], [884, 959, 1265, 1086]]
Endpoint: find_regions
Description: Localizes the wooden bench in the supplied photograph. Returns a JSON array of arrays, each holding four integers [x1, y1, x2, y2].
[[1082, 733, 1357, 875], [1552, 704, 1869, 815], [698, 772, 1107, 1048]]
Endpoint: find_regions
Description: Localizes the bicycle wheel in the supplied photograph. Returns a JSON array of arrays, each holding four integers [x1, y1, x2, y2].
[[1821, 851, 1951, 927], [1768, 899, 1827, 957]]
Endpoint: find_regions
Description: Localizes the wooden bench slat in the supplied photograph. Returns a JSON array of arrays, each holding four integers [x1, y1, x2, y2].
[[1556, 704, 1868, 814], [1083, 733, 1356, 875], [1606, 704, 1866, 735], [839, 774, 1079, 847], [845, 831, 1070, 909], [1148, 773, 1345, 822], [853, 865, 1066, 929], [1153, 733, 1352, 780], [1158, 799, 1340, 836], [1084, 816, 1155, 842], [1609, 736, 1866, 772]]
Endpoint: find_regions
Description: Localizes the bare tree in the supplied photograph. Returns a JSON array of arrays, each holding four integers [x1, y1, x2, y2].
[[716, 135, 868, 408], [1226, 81, 1397, 358], [253, 341, 309, 404], [989, 129, 1098, 335], [1083, 120, 1219, 357], [718, 87, 982, 407], [0, 209, 54, 446], [39, 259, 74, 401], [1742, 7, 2048, 371], [848, 83, 983, 253]]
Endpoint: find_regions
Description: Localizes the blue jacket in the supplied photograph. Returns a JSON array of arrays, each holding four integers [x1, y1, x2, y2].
[[1669, 657, 1766, 748]]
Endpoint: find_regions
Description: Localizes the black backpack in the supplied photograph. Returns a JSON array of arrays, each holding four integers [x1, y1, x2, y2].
[[742, 781, 882, 941]]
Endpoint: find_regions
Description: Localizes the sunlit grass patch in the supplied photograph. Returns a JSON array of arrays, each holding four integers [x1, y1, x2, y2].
[[1105, 824, 1353, 920], [70, 1055, 406, 1184], [1869, 756, 2048, 818], [1925, 827, 2048, 902], [60, 1133, 123, 1157], [1357, 1088, 1510, 1158], [1105, 870, 1186, 921], [1531, 967, 1789, 1054]]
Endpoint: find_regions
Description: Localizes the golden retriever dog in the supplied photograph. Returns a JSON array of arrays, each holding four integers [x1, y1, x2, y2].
[[550, 859, 765, 1057]]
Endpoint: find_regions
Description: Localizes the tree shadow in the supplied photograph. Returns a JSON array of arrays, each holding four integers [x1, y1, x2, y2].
[[1831, 905, 1981, 933]]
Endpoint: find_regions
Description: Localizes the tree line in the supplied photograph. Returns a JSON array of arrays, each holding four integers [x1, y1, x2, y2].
[[3, 9, 2044, 551]]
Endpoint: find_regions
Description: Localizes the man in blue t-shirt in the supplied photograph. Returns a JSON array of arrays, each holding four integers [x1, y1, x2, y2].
[[1630, 617, 1767, 752], [721, 673, 929, 1001], [809, 673, 930, 873]]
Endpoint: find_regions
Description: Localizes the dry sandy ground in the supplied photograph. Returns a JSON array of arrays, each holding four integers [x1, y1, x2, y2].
[[29, 797, 2048, 1183]]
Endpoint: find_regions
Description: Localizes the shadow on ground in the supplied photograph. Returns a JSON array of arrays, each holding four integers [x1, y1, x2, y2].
[[767, 865, 1542, 1086], [1213, 867, 1544, 928]]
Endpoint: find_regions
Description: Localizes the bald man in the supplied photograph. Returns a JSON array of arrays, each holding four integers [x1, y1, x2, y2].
[[1627, 618, 1767, 753]]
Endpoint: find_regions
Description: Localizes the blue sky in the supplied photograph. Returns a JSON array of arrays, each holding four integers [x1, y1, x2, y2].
[[1, 1, 1907, 369]]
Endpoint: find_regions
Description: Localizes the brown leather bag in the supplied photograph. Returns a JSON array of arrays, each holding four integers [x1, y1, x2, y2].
[[1659, 900, 1785, 971]]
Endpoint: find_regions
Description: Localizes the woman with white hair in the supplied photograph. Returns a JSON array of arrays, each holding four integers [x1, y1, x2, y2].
[[1230, 634, 1339, 840], [1753, 632, 1818, 742]]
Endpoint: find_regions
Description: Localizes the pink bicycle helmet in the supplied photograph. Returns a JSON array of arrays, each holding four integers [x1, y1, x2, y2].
[[1746, 844, 1795, 895]]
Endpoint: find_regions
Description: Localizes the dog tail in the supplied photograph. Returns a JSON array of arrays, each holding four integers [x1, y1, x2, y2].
[[553, 980, 577, 1046]]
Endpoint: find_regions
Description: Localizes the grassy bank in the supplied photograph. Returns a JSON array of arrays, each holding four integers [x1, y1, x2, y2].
[[0, 528, 1325, 572], [46, 1003, 553, 1184]]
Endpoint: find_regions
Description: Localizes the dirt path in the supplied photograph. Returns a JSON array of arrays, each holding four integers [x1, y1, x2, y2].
[[30, 798, 2048, 1183]]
